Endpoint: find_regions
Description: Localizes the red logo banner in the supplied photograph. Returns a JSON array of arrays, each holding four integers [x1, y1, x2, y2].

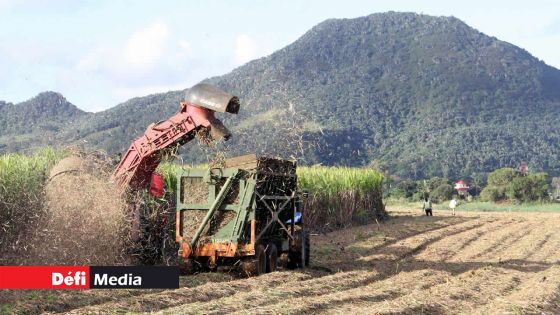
[[0, 266, 90, 289]]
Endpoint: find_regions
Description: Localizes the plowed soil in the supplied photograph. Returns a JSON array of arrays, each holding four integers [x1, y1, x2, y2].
[[3, 207, 560, 314]]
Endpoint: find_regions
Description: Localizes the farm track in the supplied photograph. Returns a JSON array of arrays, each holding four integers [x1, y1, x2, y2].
[[5, 208, 560, 314]]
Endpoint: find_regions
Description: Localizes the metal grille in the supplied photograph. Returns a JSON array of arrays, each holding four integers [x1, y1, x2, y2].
[[180, 177, 207, 204]]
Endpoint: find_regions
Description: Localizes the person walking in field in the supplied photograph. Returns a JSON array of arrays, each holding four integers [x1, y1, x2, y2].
[[449, 197, 458, 216], [422, 196, 433, 216]]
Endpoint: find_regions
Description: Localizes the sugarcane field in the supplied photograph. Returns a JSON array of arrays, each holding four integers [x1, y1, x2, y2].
[[2, 2, 560, 315]]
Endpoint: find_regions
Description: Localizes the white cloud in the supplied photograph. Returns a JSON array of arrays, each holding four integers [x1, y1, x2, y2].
[[69, 24, 264, 111], [123, 19, 169, 69], [75, 19, 171, 75], [70, 19, 191, 110], [0, 0, 17, 11], [179, 40, 192, 53], [175, 39, 193, 60], [76, 47, 111, 72], [234, 34, 257, 65]]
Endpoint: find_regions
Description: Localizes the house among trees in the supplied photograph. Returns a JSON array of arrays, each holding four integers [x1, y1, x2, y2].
[[518, 162, 529, 174], [454, 180, 469, 196]]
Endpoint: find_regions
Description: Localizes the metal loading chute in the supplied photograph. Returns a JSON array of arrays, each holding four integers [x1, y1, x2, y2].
[[184, 83, 240, 114], [111, 83, 240, 191]]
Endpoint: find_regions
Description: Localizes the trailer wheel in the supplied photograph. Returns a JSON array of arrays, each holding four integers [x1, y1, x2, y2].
[[240, 244, 267, 277], [299, 230, 311, 268], [255, 244, 267, 275], [179, 258, 195, 275], [303, 231, 311, 267], [288, 230, 310, 269], [266, 244, 278, 273], [279, 253, 289, 269]]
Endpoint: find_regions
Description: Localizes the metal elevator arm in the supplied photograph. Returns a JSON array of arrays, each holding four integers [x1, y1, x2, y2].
[[111, 83, 240, 191]]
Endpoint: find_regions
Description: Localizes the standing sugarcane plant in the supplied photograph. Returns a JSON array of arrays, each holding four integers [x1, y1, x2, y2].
[[297, 166, 385, 231]]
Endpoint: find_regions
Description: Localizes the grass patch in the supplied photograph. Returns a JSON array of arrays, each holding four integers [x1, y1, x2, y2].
[[0, 303, 15, 315], [388, 199, 560, 213], [434, 201, 560, 212]]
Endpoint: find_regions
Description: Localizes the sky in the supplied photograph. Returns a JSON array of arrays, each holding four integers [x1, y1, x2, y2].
[[1, 0, 559, 112]]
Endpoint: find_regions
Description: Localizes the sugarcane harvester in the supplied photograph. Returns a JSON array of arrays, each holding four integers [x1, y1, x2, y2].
[[111, 83, 239, 257], [112, 83, 240, 190], [111, 83, 309, 275]]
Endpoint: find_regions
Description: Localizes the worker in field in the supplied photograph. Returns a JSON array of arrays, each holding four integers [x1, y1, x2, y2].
[[422, 196, 433, 216], [449, 197, 458, 216]]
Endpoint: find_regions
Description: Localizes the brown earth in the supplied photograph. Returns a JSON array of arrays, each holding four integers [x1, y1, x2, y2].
[[3, 207, 560, 314]]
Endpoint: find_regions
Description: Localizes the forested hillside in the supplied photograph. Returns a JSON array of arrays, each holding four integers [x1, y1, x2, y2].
[[2, 12, 560, 179], [0, 92, 90, 152]]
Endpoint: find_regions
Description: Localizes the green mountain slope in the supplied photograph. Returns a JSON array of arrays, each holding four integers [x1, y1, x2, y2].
[[2, 12, 560, 179], [210, 12, 560, 178], [0, 92, 90, 152]]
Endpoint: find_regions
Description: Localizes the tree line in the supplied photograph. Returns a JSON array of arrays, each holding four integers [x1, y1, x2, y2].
[[389, 167, 553, 204]]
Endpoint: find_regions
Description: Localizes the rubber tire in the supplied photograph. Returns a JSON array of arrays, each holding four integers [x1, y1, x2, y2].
[[179, 258, 195, 275], [266, 244, 278, 273], [287, 230, 309, 269], [254, 244, 267, 276], [279, 252, 289, 269], [287, 250, 299, 269], [240, 244, 267, 277]]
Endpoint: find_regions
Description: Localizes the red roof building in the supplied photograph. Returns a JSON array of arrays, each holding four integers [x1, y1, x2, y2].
[[519, 162, 529, 174], [454, 180, 469, 196]]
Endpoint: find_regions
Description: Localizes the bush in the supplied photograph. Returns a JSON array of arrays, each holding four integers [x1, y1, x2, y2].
[[480, 168, 518, 202], [411, 191, 425, 202], [391, 179, 417, 199], [390, 177, 455, 202], [427, 177, 449, 192], [481, 168, 549, 203], [431, 183, 454, 203], [468, 172, 487, 196], [507, 173, 549, 202], [487, 168, 518, 187], [480, 186, 503, 202]]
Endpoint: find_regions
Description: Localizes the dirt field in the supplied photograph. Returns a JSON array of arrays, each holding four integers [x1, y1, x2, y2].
[[3, 207, 560, 314]]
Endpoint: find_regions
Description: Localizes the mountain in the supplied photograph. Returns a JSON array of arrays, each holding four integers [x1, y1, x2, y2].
[[208, 12, 560, 178], [55, 91, 184, 153], [0, 92, 90, 152], [2, 12, 560, 179]]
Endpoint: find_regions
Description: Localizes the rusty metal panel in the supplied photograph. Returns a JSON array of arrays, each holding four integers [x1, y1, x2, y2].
[[225, 154, 258, 169]]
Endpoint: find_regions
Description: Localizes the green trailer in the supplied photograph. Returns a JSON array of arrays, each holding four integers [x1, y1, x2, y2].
[[175, 154, 309, 275]]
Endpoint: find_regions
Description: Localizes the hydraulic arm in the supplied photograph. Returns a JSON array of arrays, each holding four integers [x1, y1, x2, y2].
[[112, 83, 240, 190]]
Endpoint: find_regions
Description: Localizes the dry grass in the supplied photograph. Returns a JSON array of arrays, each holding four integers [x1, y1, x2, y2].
[[35, 154, 131, 265], [181, 210, 208, 241], [1, 149, 178, 267], [4, 207, 560, 314]]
